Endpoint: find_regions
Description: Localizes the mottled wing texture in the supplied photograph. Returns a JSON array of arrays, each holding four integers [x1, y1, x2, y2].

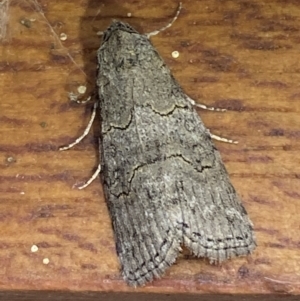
[[97, 21, 256, 286]]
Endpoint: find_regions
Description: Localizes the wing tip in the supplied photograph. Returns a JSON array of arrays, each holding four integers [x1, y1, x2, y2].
[[122, 242, 181, 287]]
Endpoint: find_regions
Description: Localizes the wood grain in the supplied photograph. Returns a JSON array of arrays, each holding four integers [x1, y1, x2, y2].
[[0, 0, 299, 299]]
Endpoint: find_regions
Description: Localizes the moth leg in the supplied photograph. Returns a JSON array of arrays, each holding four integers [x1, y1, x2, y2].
[[210, 133, 238, 144], [59, 102, 97, 151], [186, 96, 237, 143], [186, 95, 226, 112], [69, 93, 92, 104], [146, 2, 182, 38]]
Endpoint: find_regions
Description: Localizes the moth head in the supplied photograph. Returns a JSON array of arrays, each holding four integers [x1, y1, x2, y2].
[[102, 21, 138, 42]]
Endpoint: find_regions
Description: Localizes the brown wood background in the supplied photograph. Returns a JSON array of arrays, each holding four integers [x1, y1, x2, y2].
[[0, 0, 300, 299]]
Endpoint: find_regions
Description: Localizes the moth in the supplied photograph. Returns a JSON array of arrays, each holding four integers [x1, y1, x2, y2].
[[61, 3, 256, 286]]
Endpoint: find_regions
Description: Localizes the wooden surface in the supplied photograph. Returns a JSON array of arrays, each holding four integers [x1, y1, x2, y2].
[[0, 0, 300, 299]]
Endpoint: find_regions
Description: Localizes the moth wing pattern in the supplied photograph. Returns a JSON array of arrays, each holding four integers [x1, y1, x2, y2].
[[98, 21, 256, 286]]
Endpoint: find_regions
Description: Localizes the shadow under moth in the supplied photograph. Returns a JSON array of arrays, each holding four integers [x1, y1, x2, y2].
[[61, 3, 256, 287]]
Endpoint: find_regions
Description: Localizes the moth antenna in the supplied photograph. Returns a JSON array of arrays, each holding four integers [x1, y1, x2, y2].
[[146, 2, 182, 38]]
